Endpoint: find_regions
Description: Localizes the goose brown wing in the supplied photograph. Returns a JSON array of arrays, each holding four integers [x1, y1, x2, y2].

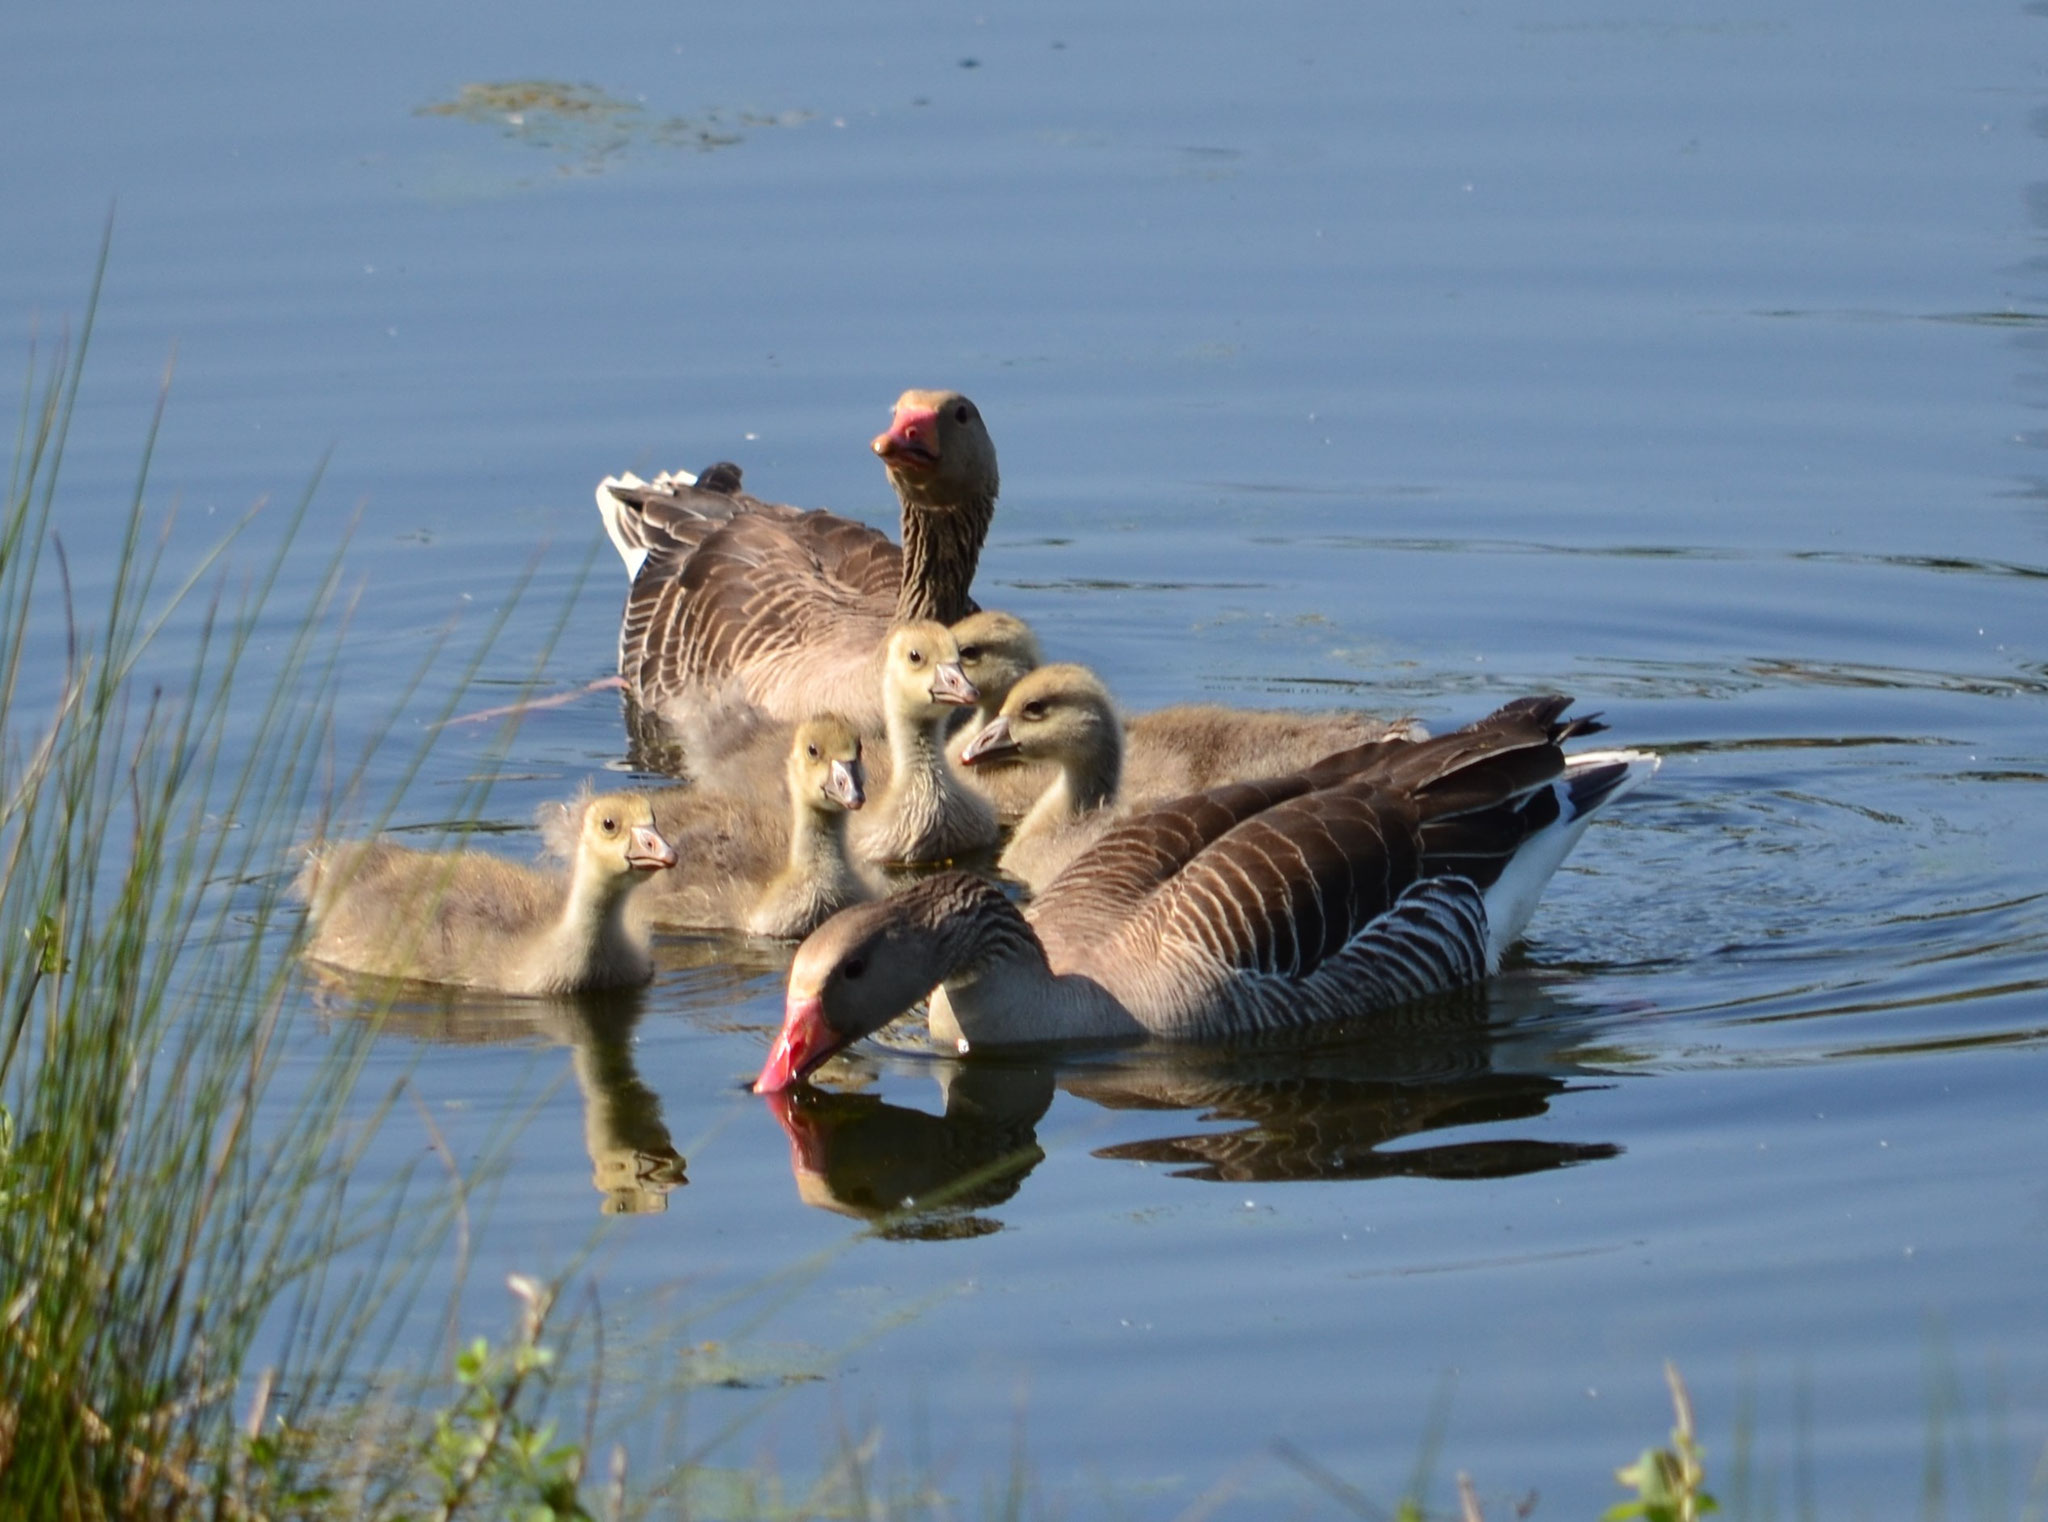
[[1113, 777, 1425, 984], [1307, 695, 1606, 893], [1028, 774, 1324, 955], [619, 509, 894, 705], [776, 509, 904, 602]]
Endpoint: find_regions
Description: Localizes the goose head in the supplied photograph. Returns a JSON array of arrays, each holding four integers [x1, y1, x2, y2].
[[883, 620, 979, 721], [577, 791, 678, 879], [789, 714, 866, 813], [949, 610, 1042, 717], [871, 390, 999, 512], [959, 663, 1120, 775], [755, 873, 1021, 1091]]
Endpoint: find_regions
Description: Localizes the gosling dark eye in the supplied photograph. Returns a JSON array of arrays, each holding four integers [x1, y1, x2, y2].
[[960, 645, 982, 662], [600, 816, 619, 835], [953, 403, 971, 424], [1021, 700, 1047, 721], [842, 957, 867, 981], [907, 649, 925, 666], [806, 743, 820, 758]]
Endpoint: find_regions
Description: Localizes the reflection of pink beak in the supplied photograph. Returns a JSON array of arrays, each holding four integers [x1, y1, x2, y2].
[[626, 825, 678, 871], [753, 991, 838, 1092], [760, 1089, 831, 1175], [872, 404, 941, 472]]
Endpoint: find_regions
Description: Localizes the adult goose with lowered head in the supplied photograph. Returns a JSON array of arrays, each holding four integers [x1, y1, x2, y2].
[[598, 390, 999, 734], [754, 697, 1656, 1088], [297, 791, 677, 995]]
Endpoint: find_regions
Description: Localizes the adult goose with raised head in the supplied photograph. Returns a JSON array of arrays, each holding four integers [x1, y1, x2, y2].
[[598, 390, 1000, 735]]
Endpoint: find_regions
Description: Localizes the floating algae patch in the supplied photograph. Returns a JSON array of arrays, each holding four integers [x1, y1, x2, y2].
[[416, 79, 810, 177]]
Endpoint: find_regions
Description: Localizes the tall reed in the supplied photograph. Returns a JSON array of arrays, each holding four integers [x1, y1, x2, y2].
[[0, 255, 446, 1518]]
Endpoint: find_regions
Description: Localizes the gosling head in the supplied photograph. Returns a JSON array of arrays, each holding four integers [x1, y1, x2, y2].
[[871, 390, 999, 511], [577, 790, 677, 880], [959, 663, 1119, 773], [883, 620, 978, 720], [789, 714, 866, 813], [949, 610, 1042, 715]]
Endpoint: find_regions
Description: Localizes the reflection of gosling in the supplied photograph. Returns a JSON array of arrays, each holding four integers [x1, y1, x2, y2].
[[296, 792, 676, 994], [566, 1010, 688, 1215], [630, 715, 878, 940]]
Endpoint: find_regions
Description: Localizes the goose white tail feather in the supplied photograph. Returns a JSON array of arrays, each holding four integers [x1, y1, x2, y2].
[[1480, 748, 1660, 965]]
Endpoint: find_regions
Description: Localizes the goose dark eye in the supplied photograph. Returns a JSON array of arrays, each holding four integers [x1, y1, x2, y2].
[[600, 815, 619, 835], [842, 957, 867, 981], [1021, 700, 1047, 721], [953, 403, 971, 424], [806, 743, 820, 759], [907, 648, 925, 666], [960, 645, 982, 662]]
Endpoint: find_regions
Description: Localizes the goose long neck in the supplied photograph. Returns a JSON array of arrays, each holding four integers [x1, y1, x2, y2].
[[928, 922, 1134, 1047], [894, 492, 995, 624]]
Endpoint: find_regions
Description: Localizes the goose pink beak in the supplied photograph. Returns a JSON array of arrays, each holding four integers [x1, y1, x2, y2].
[[753, 991, 839, 1092], [627, 825, 678, 871], [872, 404, 942, 471]]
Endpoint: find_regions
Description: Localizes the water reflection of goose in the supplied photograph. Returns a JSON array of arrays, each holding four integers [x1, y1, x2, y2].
[[598, 390, 1001, 735], [760, 1015, 1618, 1233], [304, 983, 688, 1216], [757, 697, 1657, 1088]]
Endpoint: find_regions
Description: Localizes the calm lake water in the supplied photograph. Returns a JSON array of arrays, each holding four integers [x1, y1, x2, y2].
[[8, 0, 2048, 1512]]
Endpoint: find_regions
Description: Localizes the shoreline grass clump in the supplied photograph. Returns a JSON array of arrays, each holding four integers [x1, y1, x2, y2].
[[0, 265, 488, 1516]]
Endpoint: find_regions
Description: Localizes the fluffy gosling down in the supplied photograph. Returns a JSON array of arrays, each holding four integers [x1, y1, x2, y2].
[[296, 791, 677, 995], [632, 714, 879, 940]]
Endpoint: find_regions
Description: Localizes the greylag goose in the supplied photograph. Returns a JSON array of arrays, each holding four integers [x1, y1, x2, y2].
[[598, 390, 1000, 734], [297, 792, 677, 995], [618, 715, 877, 939], [754, 696, 1656, 1087], [851, 621, 1001, 865], [958, 663, 1122, 889]]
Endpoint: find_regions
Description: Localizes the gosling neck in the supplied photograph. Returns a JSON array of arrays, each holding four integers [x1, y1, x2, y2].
[[1015, 729, 1122, 844], [788, 797, 857, 886]]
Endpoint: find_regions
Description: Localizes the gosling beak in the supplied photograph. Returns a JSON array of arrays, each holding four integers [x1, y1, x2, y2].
[[871, 403, 941, 472], [626, 825, 678, 871], [753, 990, 841, 1093], [959, 714, 1020, 766], [824, 757, 866, 811], [929, 660, 978, 707]]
